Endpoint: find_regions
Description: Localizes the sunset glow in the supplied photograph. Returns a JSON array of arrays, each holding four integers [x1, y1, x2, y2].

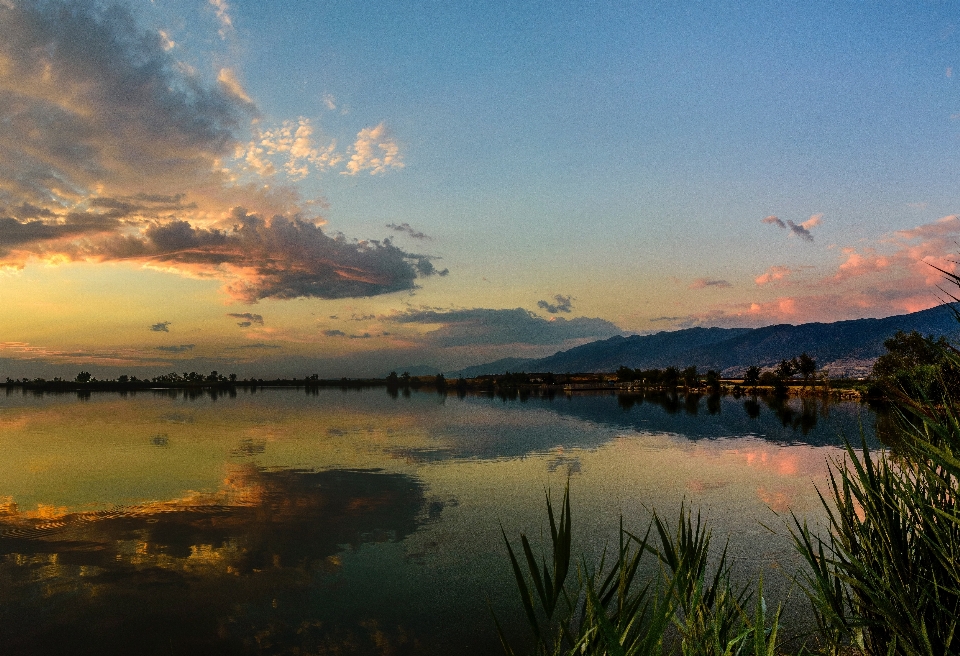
[[3, 0, 960, 378]]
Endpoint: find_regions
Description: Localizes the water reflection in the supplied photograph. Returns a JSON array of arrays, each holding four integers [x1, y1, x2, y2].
[[442, 390, 876, 459], [0, 387, 882, 654], [0, 467, 428, 655]]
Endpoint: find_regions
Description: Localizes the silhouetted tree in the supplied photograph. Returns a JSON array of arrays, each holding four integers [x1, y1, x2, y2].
[[797, 352, 817, 386], [616, 365, 636, 382], [775, 359, 797, 380], [75, 371, 91, 383], [682, 365, 699, 388], [743, 366, 760, 390], [705, 369, 721, 393], [662, 366, 679, 388]]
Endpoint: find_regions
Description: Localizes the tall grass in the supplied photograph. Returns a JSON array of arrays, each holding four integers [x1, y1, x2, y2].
[[786, 267, 960, 655], [494, 485, 783, 656], [790, 398, 960, 654]]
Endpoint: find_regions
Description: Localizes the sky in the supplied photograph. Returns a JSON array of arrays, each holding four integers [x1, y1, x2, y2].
[[3, 0, 960, 379]]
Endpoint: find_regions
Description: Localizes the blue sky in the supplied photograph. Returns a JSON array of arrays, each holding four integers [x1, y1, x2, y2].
[[2, 0, 960, 377]]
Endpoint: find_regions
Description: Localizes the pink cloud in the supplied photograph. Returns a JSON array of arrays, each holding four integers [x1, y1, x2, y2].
[[754, 265, 792, 286], [800, 213, 822, 230]]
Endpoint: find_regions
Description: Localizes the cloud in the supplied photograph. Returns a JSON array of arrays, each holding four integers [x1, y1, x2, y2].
[[649, 316, 683, 323], [388, 307, 623, 347], [679, 215, 960, 327], [5, 207, 445, 303], [762, 214, 821, 242], [387, 223, 431, 240], [0, 341, 170, 368], [323, 329, 347, 337], [156, 344, 195, 353], [754, 265, 793, 286], [217, 68, 252, 104], [0, 2, 432, 304], [343, 123, 404, 175], [801, 214, 822, 230], [150, 322, 171, 333], [242, 118, 341, 180], [208, 0, 234, 38], [786, 220, 814, 242], [689, 278, 732, 290], [230, 343, 282, 349], [227, 312, 264, 326], [537, 294, 574, 314], [0, 1, 250, 210]]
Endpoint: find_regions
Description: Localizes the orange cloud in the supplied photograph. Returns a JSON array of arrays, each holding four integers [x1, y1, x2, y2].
[[754, 265, 792, 286]]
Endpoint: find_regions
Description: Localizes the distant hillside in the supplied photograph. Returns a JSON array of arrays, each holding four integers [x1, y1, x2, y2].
[[449, 305, 960, 378]]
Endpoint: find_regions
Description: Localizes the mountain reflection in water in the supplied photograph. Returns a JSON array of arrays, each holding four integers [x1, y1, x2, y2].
[[0, 466, 428, 656], [0, 388, 881, 655]]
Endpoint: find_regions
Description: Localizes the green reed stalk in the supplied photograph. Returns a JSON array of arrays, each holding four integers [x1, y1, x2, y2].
[[496, 489, 783, 656]]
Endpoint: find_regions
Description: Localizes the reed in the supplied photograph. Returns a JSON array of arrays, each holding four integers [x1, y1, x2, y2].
[[495, 485, 783, 656], [790, 402, 960, 654]]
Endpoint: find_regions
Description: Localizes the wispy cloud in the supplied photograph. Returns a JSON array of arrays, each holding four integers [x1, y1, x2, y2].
[[208, 0, 234, 38], [150, 322, 171, 333], [156, 344, 195, 353], [0, 341, 169, 367], [762, 214, 822, 242], [689, 278, 732, 290], [754, 265, 793, 286], [649, 316, 683, 323], [387, 223, 431, 240], [227, 312, 264, 326], [537, 294, 574, 314]]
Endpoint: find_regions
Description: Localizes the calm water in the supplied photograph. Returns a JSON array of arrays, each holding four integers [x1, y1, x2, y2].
[[0, 387, 878, 655]]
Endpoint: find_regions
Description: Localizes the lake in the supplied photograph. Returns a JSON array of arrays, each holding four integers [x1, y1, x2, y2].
[[0, 387, 879, 655]]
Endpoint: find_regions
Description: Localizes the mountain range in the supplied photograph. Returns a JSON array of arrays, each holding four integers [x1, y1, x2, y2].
[[449, 305, 960, 378]]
